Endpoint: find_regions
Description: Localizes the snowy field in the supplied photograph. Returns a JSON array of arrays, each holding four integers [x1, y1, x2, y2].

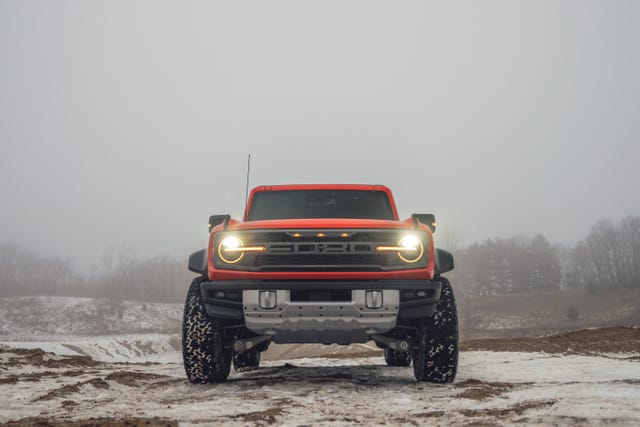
[[1, 344, 639, 426], [1, 297, 638, 425]]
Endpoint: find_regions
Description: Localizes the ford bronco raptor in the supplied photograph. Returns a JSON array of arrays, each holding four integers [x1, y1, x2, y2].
[[183, 184, 457, 383]]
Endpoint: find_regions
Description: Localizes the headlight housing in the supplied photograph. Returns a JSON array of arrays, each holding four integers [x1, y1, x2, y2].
[[217, 235, 265, 264], [376, 234, 425, 264], [218, 236, 245, 264], [397, 234, 424, 263]]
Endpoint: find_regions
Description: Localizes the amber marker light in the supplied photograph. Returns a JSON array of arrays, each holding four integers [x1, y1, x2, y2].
[[316, 233, 326, 238], [293, 233, 302, 238], [340, 233, 350, 238]]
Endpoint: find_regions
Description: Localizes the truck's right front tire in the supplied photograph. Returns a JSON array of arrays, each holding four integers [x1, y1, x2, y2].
[[182, 277, 232, 383], [412, 277, 459, 383]]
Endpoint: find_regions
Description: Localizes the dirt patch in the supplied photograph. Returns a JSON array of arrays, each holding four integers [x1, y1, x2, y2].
[[305, 350, 384, 359], [455, 378, 517, 400], [414, 411, 446, 418], [1, 348, 47, 356], [61, 400, 78, 408], [2, 417, 178, 426], [460, 400, 557, 418], [1, 370, 90, 385], [461, 326, 640, 355], [35, 378, 109, 402], [144, 378, 185, 390], [615, 379, 640, 385], [0, 348, 101, 369], [229, 407, 284, 425], [105, 371, 171, 386]]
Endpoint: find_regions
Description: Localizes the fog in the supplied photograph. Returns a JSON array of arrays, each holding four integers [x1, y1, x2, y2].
[[1, 0, 639, 271]]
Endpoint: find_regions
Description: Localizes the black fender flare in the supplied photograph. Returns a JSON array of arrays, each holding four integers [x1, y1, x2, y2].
[[188, 249, 208, 275], [435, 248, 454, 275]]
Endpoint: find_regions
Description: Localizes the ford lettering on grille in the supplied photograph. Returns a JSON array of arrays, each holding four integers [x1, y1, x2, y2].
[[268, 242, 374, 254]]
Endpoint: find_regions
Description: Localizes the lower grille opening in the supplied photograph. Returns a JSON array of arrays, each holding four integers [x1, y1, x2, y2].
[[290, 289, 352, 302]]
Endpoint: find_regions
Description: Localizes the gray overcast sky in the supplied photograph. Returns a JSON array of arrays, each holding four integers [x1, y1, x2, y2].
[[1, 0, 639, 270]]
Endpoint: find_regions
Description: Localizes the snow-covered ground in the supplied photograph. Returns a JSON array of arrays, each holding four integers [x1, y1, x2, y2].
[[0, 334, 383, 364], [0, 347, 638, 426], [0, 333, 182, 364], [0, 296, 182, 340], [1, 296, 638, 425]]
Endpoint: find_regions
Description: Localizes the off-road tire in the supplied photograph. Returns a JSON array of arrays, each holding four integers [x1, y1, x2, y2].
[[182, 277, 232, 383], [412, 277, 459, 383], [233, 350, 261, 371], [384, 348, 412, 367]]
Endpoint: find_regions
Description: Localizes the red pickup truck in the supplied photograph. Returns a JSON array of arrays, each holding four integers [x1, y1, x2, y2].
[[183, 184, 457, 383]]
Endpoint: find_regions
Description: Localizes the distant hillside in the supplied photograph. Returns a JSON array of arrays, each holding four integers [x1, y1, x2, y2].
[[457, 288, 640, 339], [0, 296, 181, 341]]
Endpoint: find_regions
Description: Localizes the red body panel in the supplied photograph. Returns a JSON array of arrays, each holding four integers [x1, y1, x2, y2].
[[208, 184, 435, 281], [228, 218, 411, 231]]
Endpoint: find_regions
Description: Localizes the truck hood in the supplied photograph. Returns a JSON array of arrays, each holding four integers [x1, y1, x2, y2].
[[227, 218, 414, 231]]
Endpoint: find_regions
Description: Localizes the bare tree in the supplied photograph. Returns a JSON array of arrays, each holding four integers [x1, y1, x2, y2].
[[438, 225, 463, 253]]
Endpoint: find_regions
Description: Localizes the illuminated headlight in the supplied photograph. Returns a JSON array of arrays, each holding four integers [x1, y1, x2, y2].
[[397, 234, 424, 263], [222, 236, 242, 250], [399, 235, 421, 250], [376, 234, 424, 264], [217, 236, 265, 264]]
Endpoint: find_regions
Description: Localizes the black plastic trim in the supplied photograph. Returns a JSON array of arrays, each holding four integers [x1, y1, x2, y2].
[[435, 248, 455, 275], [199, 279, 444, 321], [188, 249, 208, 274], [202, 279, 440, 291], [199, 282, 243, 320]]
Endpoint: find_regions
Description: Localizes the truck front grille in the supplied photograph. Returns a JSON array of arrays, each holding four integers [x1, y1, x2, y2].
[[214, 229, 428, 272]]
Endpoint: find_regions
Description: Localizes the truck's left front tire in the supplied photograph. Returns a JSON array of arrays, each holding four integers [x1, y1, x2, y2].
[[182, 277, 232, 383]]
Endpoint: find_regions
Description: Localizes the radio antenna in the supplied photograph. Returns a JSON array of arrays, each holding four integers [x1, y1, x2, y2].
[[244, 153, 251, 207]]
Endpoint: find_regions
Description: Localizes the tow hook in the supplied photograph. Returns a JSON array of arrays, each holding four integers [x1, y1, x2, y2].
[[371, 335, 412, 353], [232, 335, 271, 353]]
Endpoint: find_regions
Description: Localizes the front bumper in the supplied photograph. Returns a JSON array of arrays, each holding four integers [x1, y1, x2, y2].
[[200, 279, 442, 324]]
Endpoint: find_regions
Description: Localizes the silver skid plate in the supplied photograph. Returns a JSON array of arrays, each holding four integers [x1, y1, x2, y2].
[[243, 289, 399, 344]]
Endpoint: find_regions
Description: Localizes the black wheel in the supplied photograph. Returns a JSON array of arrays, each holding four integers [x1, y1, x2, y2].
[[412, 277, 459, 383], [233, 350, 261, 371], [384, 348, 412, 367], [182, 277, 232, 383]]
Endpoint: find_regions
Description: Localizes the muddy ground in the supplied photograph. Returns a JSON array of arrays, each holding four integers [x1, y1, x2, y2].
[[1, 327, 639, 426], [461, 326, 640, 355]]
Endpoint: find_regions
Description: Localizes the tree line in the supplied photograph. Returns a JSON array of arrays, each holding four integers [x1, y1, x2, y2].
[[0, 242, 192, 303], [448, 216, 640, 297], [0, 215, 638, 302]]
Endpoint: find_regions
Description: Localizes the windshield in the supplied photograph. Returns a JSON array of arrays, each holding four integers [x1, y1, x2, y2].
[[247, 190, 395, 221]]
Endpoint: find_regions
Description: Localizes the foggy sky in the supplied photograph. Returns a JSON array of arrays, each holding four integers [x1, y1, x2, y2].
[[1, 1, 639, 271]]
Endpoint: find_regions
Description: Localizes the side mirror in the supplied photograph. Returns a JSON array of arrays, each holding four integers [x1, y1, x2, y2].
[[435, 248, 454, 274], [412, 214, 436, 233], [208, 214, 230, 233]]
